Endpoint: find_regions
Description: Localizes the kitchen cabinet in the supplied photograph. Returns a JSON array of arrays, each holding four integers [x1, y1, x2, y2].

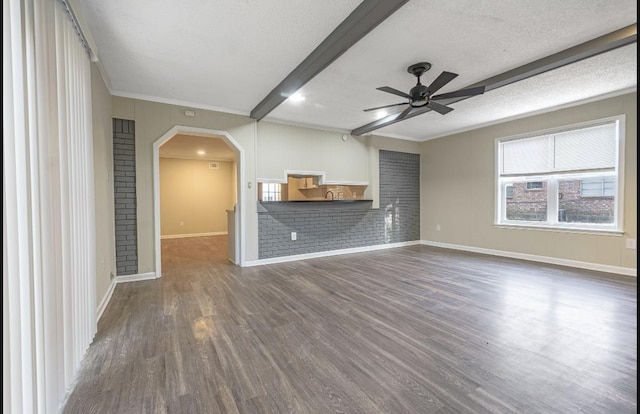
[[298, 176, 319, 189]]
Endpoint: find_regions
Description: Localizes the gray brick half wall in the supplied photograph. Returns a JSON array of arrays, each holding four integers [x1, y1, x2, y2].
[[258, 150, 420, 259], [113, 119, 138, 275]]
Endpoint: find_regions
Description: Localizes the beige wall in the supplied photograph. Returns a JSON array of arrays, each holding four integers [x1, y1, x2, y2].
[[91, 63, 116, 304], [160, 158, 235, 236], [420, 92, 637, 271], [112, 97, 257, 270], [256, 121, 370, 183]]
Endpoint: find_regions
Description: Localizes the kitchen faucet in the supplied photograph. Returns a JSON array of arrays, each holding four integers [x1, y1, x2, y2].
[[325, 190, 334, 200]]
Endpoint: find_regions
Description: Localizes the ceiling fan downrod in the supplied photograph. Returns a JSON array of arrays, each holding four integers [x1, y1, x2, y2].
[[408, 62, 431, 107]]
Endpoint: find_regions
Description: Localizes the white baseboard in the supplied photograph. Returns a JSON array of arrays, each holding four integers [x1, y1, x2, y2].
[[161, 231, 227, 240], [95, 272, 158, 323], [115, 271, 158, 283], [96, 278, 117, 321], [421, 240, 637, 277], [244, 240, 421, 267]]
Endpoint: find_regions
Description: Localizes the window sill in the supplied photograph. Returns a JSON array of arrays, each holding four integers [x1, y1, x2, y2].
[[493, 223, 624, 236]]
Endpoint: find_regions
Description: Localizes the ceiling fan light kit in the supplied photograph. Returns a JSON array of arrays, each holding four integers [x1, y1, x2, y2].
[[358, 61, 486, 134]]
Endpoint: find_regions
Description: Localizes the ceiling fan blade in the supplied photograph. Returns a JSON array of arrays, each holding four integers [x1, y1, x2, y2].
[[425, 71, 458, 95], [377, 86, 411, 99], [431, 85, 486, 101], [427, 100, 454, 115], [351, 104, 433, 136], [363, 102, 407, 112], [395, 106, 413, 120]]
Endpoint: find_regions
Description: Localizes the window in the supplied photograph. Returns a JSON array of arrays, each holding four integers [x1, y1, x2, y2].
[[505, 185, 514, 198], [496, 117, 623, 232], [261, 182, 282, 201], [580, 177, 615, 197]]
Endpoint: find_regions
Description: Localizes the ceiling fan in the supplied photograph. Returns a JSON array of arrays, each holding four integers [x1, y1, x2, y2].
[[363, 62, 486, 122]]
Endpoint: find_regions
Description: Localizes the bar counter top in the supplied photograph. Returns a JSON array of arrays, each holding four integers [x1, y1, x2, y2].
[[258, 199, 374, 212]]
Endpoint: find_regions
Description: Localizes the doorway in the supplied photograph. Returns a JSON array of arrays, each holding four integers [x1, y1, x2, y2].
[[153, 126, 245, 277]]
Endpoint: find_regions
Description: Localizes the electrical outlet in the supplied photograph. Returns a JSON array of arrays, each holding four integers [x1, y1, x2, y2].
[[625, 239, 636, 250], [291, 232, 297, 241], [110, 271, 115, 280], [436, 224, 441, 232], [180, 221, 184, 227]]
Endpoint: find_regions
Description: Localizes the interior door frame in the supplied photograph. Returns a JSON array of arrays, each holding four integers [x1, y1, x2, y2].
[[153, 126, 245, 276]]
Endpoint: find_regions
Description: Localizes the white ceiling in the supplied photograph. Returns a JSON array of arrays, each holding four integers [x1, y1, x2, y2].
[[79, 0, 637, 142]]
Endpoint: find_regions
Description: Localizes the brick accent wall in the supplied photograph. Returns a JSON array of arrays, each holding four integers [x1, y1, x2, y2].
[[113, 119, 138, 275], [379, 150, 421, 243], [258, 150, 420, 259]]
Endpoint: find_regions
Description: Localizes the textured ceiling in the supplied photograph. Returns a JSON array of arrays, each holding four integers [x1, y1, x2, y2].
[[79, 0, 637, 142]]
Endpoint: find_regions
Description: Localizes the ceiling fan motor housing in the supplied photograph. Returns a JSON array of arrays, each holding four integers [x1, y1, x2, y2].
[[409, 84, 429, 107]]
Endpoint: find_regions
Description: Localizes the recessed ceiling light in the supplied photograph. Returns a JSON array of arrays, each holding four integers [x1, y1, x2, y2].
[[288, 92, 305, 103], [197, 150, 205, 155]]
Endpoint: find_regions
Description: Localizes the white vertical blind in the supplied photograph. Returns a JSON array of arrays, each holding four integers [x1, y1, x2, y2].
[[3, 0, 96, 412], [4, 2, 36, 413]]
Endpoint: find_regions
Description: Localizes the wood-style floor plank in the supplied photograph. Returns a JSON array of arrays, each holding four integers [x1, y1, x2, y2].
[[62, 236, 637, 413]]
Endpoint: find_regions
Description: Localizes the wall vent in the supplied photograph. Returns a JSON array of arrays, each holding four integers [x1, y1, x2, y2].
[[208, 161, 220, 170]]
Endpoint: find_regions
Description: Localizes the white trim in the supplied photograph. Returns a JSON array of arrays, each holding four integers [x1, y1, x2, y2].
[[154, 126, 246, 277], [96, 278, 116, 321], [161, 231, 227, 239], [323, 180, 370, 186], [115, 272, 158, 283], [493, 223, 624, 236], [421, 240, 637, 277], [243, 240, 421, 267]]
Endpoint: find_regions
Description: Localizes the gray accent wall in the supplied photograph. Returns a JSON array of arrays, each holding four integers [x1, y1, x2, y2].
[[379, 150, 421, 242], [113, 119, 138, 275], [258, 150, 420, 259]]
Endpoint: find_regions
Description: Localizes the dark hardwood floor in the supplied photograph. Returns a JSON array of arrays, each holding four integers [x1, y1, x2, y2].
[[63, 236, 637, 413]]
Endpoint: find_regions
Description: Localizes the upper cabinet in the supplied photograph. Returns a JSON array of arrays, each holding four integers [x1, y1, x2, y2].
[[297, 176, 320, 190]]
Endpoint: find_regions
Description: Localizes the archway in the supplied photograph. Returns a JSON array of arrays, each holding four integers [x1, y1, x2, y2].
[[153, 126, 246, 277]]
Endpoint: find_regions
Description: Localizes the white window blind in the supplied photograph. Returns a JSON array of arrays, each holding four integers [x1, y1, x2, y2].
[[553, 123, 617, 172], [501, 135, 552, 175], [500, 122, 617, 176]]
